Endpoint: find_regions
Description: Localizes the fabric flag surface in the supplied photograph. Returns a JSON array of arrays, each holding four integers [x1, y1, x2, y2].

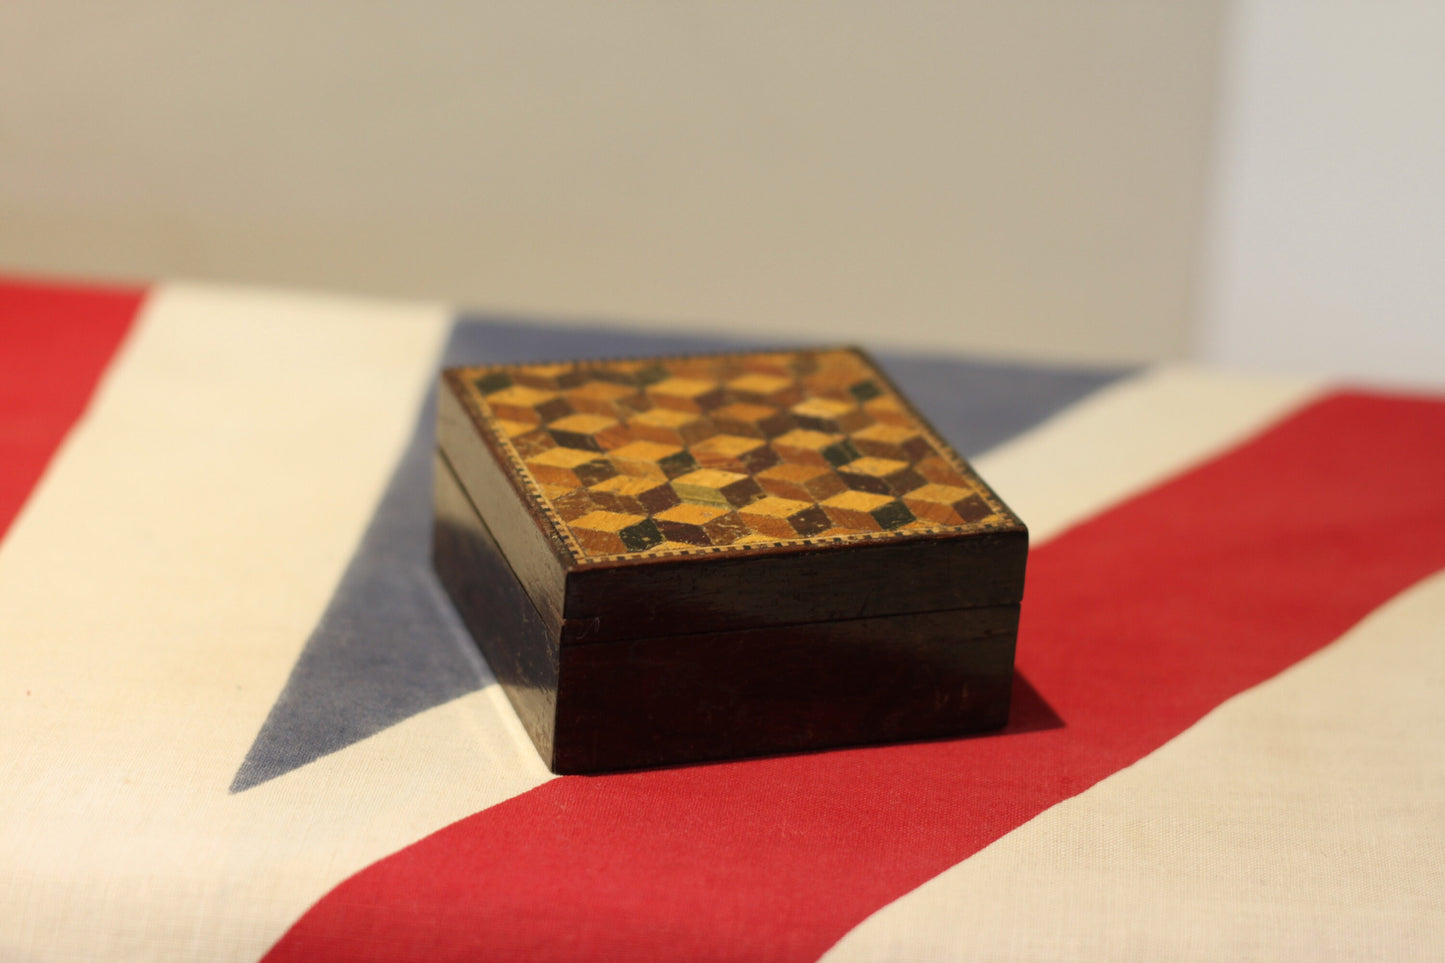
[[2, 274, 1442, 962]]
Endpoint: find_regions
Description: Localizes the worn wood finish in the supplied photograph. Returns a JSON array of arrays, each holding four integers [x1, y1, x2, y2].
[[433, 452, 558, 760], [562, 531, 1026, 643], [434, 346, 1029, 772], [554, 607, 1017, 774], [436, 453, 1017, 773]]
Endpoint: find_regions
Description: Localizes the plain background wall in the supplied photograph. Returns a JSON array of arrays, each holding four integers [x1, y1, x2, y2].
[[0, 1, 1225, 365], [3, 2, 1441, 381], [1200, 0, 1445, 387]]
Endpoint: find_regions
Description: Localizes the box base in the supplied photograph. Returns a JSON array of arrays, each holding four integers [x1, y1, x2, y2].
[[434, 453, 1017, 773]]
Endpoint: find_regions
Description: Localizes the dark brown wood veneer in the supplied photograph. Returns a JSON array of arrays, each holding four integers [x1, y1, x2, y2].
[[433, 346, 1028, 773]]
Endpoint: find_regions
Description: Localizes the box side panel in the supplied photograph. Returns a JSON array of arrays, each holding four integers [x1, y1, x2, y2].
[[563, 529, 1027, 644], [551, 605, 1018, 773], [433, 452, 559, 768], [438, 372, 569, 632]]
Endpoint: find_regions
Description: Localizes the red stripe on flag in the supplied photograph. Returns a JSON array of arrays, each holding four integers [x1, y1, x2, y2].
[[266, 392, 1445, 963], [0, 275, 145, 544]]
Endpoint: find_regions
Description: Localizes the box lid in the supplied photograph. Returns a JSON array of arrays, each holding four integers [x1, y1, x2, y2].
[[437, 346, 1026, 644]]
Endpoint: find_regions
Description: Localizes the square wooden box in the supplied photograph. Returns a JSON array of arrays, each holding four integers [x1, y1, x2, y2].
[[433, 347, 1027, 773]]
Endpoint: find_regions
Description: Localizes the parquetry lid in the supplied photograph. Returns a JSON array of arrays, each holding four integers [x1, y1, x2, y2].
[[437, 346, 1026, 643]]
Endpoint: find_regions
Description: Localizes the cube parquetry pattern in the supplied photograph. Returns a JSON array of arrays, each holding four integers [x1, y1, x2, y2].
[[457, 347, 1017, 561]]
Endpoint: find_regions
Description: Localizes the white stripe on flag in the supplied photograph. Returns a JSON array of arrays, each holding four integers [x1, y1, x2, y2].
[[821, 568, 1445, 963], [0, 283, 551, 963], [973, 363, 1321, 542]]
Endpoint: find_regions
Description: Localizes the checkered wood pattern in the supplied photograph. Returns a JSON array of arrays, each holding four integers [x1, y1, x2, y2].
[[457, 348, 1019, 561]]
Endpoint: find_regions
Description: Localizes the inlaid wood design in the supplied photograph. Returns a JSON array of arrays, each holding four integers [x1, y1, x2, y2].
[[453, 347, 1020, 561]]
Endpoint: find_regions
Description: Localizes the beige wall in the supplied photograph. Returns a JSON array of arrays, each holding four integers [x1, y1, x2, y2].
[[0, 2, 1226, 364], [1199, 0, 1445, 387]]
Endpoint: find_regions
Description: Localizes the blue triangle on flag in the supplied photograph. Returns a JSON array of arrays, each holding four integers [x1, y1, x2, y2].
[[231, 317, 1129, 792]]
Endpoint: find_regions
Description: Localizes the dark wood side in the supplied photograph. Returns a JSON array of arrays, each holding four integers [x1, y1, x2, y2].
[[432, 452, 559, 769], [553, 606, 1017, 774], [435, 453, 1019, 774], [438, 374, 570, 630], [563, 529, 1027, 643]]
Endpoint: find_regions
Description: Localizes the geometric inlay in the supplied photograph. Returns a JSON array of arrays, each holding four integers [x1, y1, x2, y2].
[[456, 347, 1022, 562]]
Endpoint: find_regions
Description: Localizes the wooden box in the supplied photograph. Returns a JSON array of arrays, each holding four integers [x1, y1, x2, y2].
[[433, 347, 1027, 773]]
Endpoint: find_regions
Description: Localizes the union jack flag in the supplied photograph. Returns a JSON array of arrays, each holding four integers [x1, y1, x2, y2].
[[3, 274, 1442, 961]]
